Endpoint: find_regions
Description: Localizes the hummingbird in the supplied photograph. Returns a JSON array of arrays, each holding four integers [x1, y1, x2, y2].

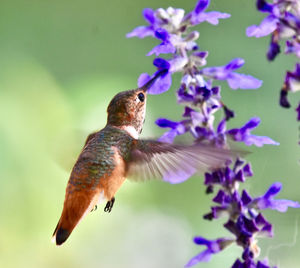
[[52, 71, 234, 246]]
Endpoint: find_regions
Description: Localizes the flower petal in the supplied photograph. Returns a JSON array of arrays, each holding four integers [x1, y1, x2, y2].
[[264, 182, 281, 199], [242, 134, 279, 147], [153, 58, 171, 70], [227, 73, 263, 89], [256, 0, 274, 13], [155, 118, 179, 129], [158, 129, 178, 144], [138, 73, 151, 87], [154, 28, 170, 41], [138, 70, 172, 95], [267, 199, 300, 212], [267, 41, 280, 61], [227, 118, 279, 147], [225, 58, 245, 71], [241, 117, 260, 132], [194, 0, 210, 14], [143, 8, 155, 24], [201, 59, 262, 90], [191, 11, 231, 25], [253, 183, 300, 212], [246, 15, 278, 38], [126, 26, 154, 38], [147, 72, 172, 94], [185, 249, 212, 267], [147, 42, 176, 56]]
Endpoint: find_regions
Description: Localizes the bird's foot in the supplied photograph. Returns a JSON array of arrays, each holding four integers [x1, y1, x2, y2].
[[90, 205, 97, 212], [104, 197, 115, 213]]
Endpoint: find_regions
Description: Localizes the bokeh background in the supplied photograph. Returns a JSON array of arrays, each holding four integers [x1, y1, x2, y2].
[[0, 0, 299, 267]]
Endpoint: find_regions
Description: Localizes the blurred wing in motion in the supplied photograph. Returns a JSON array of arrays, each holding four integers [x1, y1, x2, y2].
[[126, 140, 235, 184]]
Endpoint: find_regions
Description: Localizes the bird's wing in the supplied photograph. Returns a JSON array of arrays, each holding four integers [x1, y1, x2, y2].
[[84, 131, 98, 147], [126, 140, 235, 183]]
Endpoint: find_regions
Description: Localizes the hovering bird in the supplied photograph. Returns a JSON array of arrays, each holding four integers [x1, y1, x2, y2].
[[52, 71, 234, 246]]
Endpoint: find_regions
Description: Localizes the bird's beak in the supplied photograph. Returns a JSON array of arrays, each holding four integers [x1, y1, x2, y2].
[[140, 69, 168, 93]]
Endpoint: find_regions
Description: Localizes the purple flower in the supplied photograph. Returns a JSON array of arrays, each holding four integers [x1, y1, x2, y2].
[[126, 8, 157, 38], [223, 105, 235, 121], [283, 63, 300, 93], [185, 237, 234, 267], [138, 58, 172, 94], [286, 38, 300, 57], [241, 190, 252, 206], [147, 28, 176, 56], [246, 15, 278, 38], [256, 0, 274, 13], [278, 63, 300, 108], [246, 1, 299, 41], [155, 118, 188, 143], [227, 117, 279, 147], [130, 1, 300, 267], [267, 39, 281, 61], [232, 258, 276, 268], [247, 0, 300, 118], [251, 182, 300, 212], [255, 213, 273, 237], [189, 0, 231, 26], [279, 89, 291, 108], [200, 58, 263, 89]]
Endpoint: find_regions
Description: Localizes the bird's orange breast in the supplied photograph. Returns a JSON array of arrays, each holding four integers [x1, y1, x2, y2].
[[99, 146, 126, 200]]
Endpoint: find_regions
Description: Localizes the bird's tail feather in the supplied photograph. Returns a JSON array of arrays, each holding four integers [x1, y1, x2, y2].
[[52, 191, 95, 246]]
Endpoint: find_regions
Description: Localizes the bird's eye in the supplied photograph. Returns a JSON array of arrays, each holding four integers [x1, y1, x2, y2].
[[138, 92, 145, 102]]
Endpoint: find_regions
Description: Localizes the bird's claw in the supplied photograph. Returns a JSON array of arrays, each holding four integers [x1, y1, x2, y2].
[[104, 197, 115, 213], [90, 205, 97, 212]]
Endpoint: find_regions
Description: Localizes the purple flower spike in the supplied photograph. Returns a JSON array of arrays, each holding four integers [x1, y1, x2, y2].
[[201, 58, 263, 90], [130, 2, 300, 267], [252, 182, 300, 212], [227, 117, 279, 147], [247, 0, 300, 118], [185, 237, 234, 267]]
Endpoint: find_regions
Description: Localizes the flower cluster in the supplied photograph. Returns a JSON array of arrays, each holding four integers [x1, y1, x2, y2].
[[247, 0, 300, 112], [127, 0, 300, 267], [195, 160, 300, 268]]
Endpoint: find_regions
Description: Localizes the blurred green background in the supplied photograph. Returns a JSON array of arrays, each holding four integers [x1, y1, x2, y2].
[[0, 0, 299, 267]]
